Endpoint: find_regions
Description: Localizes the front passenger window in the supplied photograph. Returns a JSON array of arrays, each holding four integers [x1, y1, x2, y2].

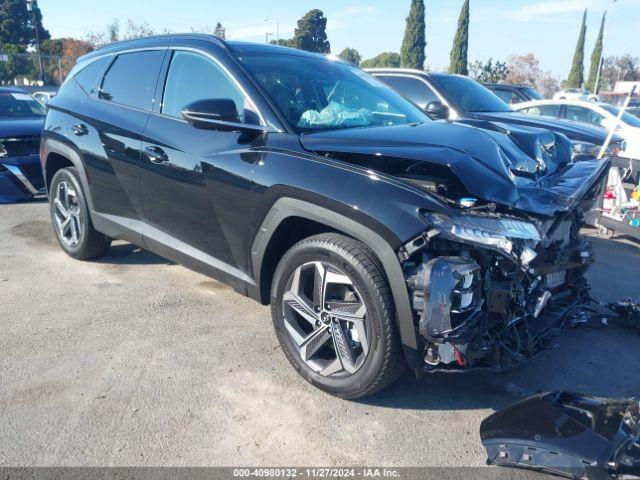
[[162, 51, 252, 123]]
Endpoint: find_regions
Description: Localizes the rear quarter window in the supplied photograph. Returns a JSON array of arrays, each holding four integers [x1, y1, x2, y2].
[[73, 56, 110, 95], [99, 50, 165, 111]]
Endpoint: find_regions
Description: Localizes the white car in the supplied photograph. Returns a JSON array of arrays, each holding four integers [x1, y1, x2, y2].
[[514, 99, 640, 159], [553, 88, 599, 102]]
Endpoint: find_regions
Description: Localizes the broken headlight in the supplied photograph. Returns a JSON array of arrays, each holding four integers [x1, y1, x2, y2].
[[423, 212, 541, 256]]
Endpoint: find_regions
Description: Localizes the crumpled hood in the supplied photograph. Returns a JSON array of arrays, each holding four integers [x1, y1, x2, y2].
[[0, 117, 44, 138], [299, 122, 610, 217]]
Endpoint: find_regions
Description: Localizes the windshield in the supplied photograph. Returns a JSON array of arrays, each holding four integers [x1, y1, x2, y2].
[[429, 75, 513, 113], [522, 87, 544, 101], [0, 91, 46, 118], [236, 54, 428, 132], [600, 104, 640, 128]]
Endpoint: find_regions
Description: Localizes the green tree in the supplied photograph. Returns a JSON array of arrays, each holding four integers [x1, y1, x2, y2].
[[0, 42, 29, 84], [400, 0, 425, 69], [0, 0, 47, 45], [270, 38, 294, 47], [338, 47, 361, 66], [290, 9, 330, 53], [469, 58, 509, 83], [361, 52, 401, 68], [449, 0, 469, 75], [585, 12, 605, 93], [214, 22, 225, 39], [566, 9, 587, 88]]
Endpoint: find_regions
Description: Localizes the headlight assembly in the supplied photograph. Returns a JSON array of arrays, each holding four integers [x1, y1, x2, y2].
[[571, 141, 601, 158], [423, 212, 541, 256]]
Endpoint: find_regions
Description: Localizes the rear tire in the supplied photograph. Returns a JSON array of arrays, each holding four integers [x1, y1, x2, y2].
[[271, 233, 405, 399], [49, 167, 111, 260]]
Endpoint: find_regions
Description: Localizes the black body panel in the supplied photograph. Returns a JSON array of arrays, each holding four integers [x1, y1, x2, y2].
[[481, 391, 640, 479]]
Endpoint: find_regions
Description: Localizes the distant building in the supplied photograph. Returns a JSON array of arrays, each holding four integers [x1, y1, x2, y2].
[[600, 81, 640, 105]]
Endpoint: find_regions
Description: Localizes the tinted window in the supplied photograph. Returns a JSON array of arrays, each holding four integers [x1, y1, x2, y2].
[[378, 75, 439, 109], [162, 50, 248, 121], [600, 104, 640, 128], [521, 104, 561, 117], [566, 105, 604, 126], [492, 88, 521, 104], [429, 75, 512, 113], [521, 87, 544, 101], [99, 51, 165, 110], [74, 56, 110, 95], [237, 54, 428, 133], [0, 91, 46, 117]]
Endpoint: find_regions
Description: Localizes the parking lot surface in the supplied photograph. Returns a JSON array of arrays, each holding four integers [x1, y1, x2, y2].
[[1, 201, 639, 467]]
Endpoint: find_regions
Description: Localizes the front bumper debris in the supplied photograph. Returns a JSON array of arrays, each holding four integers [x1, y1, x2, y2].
[[0, 153, 45, 203], [481, 391, 640, 479]]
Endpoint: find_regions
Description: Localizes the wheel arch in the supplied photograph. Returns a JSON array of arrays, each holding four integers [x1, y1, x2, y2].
[[42, 139, 94, 211], [250, 198, 420, 366]]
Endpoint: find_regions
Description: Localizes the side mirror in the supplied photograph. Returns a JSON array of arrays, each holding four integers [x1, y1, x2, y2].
[[425, 101, 449, 120], [181, 99, 267, 134]]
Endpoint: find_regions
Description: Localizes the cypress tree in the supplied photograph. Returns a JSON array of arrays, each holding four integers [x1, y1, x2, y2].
[[585, 12, 605, 93], [449, 0, 470, 75], [400, 0, 425, 69], [566, 10, 587, 88]]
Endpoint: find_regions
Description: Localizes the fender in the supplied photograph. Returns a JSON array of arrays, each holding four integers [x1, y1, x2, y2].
[[250, 197, 421, 367], [42, 138, 94, 210]]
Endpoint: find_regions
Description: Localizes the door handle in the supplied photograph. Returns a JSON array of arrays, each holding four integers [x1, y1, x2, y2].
[[70, 124, 88, 136], [144, 145, 169, 164]]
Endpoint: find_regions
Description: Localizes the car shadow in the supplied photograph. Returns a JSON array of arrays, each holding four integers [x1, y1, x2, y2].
[[363, 320, 639, 411], [96, 242, 174, 266]]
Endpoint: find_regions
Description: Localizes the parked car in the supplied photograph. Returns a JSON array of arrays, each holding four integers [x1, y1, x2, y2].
[[368, 69, 625, 159], [42, 35, 609, 398], [553, 88, 599, 102], [0, 87, 46, 203], [514, 99, 640, 159], [32, 90, 57, 105], [483, 83, 544, 104]]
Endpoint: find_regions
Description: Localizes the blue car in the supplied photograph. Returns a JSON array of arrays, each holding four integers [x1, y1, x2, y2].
[[0, 87, 46, 203]]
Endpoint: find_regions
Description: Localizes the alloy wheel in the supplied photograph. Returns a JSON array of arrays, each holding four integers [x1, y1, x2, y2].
[[53, 181, 82, 248], [282, 261, 370, 377]]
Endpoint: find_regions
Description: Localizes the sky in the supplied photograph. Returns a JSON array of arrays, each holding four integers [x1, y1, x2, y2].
[[38, 0, 639, 80]]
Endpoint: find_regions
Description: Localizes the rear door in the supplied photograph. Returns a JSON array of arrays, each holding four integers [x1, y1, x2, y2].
[[81, 50, 165, 223], [139, 48, 262, 281]]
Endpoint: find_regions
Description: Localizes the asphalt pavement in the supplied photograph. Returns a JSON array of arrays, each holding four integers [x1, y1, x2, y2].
[[1, 201, 639, 468]]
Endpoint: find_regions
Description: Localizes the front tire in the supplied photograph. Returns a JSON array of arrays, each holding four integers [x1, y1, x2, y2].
[[271, 233, 405, 399], [49, 167, 111, 260]]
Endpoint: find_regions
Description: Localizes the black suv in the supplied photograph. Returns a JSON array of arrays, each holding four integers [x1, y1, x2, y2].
[[42, 35, 609, 398], [368, 69, 625, 158]]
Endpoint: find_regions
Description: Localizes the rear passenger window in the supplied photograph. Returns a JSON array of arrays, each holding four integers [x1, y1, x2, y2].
[[378, 75, 439, 110], [99, 51, 165, 111], [522, 104, 561, 117], [493, 89, 519, 104], [74, 56, 110, 95]]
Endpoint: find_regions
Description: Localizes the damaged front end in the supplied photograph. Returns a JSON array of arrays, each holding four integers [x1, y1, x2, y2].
[[480, 391, 640, 479], [298, 121, 611, 373], [402, 210, 594, 372]]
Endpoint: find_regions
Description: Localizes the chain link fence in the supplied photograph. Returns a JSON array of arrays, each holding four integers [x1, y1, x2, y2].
[[0, 52, 76, 87]]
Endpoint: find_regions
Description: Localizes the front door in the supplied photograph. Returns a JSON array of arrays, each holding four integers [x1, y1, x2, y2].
[[140, 49, 262, 281]]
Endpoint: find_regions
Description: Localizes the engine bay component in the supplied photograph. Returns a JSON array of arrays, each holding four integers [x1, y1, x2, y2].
[[407, 256, 482, 339], [480, 391, 640, 479], [405, 211, 593, 372]]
